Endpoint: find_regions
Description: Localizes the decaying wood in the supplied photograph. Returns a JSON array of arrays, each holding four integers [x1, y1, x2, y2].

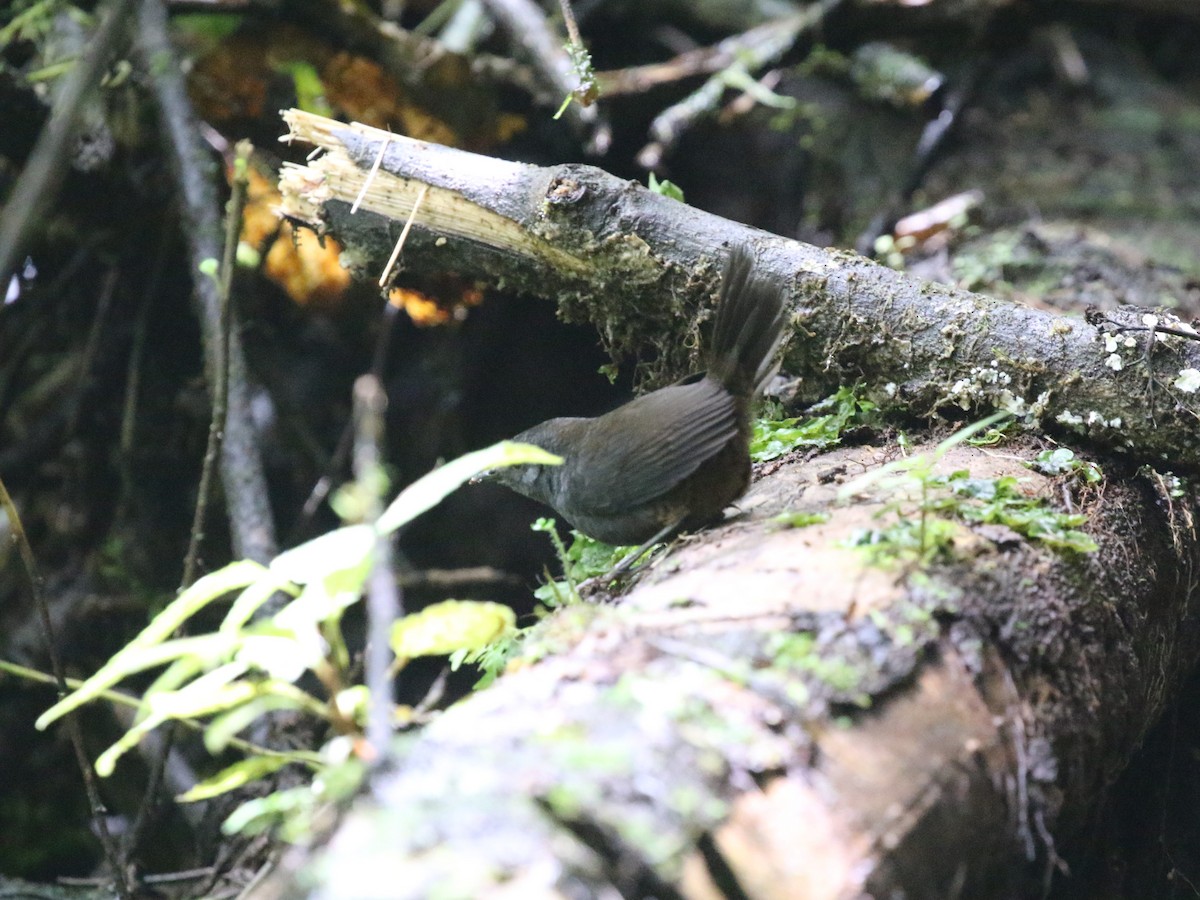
[[278, 109, 1200, 474], [253, 441, 1198, 898], [267, 109, 1200, 897]]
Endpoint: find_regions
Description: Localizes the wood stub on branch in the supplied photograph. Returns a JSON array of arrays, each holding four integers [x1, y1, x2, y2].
[[278, 109, 1200, 473], [253, 443, 1200, 898]]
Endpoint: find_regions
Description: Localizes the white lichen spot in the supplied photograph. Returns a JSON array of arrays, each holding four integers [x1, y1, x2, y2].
[[1105, 353, 1124, 371], [883, 382, 898, 397], [1056, 410, 1083, 426], [998, 390, 1027, 416], [1123, 336, 1138, 349], [948, 378, 975, 409], [1027, 390, 1052, 419], [1085, 411, 1119, 429], [947, 364, 1016, 409], [1104, 334, 1119, 353], [1174, 368, 1200, 393], [1142, 314, 1159, 329]]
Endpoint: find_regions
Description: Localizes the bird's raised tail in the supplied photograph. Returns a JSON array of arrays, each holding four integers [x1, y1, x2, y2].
[[706, 244, 787, 397]]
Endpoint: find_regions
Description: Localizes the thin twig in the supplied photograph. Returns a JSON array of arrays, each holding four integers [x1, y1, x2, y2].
[[181, 140, 253, 590], [398, 566, 522, 589], [60, 865, 215, 887], [130, 138, 249, 872], [0, 477, 135, 898], [378, 183, 429, 287], [122, 722, 178, 872], [295, 302, 402, 537], [479, 0, 610, 152], [66, 267, 119, 436], [294, 178, 428, 535], [0, 0, 140, 287], [131, 141, 253, 868], [597, 15, 805, 98], [637, 3, 837, 168], [353, 375, 402, 762], [120, 233, 162, 460], [556, 0, 582, 47]]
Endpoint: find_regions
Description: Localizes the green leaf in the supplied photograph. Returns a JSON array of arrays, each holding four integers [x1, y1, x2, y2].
[[1027, 447, 1103, 483], [143, 561, 268, 650], [268, 526, 376, 636], [204, 695, 314, 753], [36, 633, 240, 730], [177, 756, 294, 803], [1030, 447, 1078, 475], [378, 441, 561, 534], [234, 630, 323, 682], [137, 655, 207, 724], [221, 570, 300, 634], [143, 662, 252, 719], [96, 712, 169, 776], [333, 685, 369, 725], [751, 386, 878, 463], [222, 785, 313, 837], [273, 61, 333, 118], [391, 600, 516, 659], [647, 173, 685, 202], [222, 757, 368, 840], [271, 525, 374, 586], [99, 664, 320, 777], [274, 568, 372, 639], [771, 511, 829, 529]]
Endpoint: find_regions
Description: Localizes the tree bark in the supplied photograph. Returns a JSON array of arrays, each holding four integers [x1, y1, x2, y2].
[[279, 109, 1200, 474]]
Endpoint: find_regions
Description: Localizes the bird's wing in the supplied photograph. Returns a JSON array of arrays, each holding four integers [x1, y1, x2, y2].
[[570, 377, 738, 514]]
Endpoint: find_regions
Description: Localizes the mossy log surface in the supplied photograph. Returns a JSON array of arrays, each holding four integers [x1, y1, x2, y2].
[[254, 440, 1199, 899]]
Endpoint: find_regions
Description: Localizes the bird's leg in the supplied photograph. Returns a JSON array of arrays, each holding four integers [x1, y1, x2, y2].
[[609, 519, 681, 578], [578, 518, 686, 597]]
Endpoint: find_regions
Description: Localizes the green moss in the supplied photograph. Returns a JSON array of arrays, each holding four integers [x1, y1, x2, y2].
[[767, 633, 872, 707], [1027, 447, 1103, 483], [531, 518, 651, 607], [947, 472, 1099, 552], [770, 510, 830, 529], [751, 385, 878, 462], [841, 419, 1100, 566]]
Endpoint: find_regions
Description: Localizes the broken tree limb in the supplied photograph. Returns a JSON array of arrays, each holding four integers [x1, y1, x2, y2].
[[252, 440, 1200, 898], [278, 109, 1200, 473]]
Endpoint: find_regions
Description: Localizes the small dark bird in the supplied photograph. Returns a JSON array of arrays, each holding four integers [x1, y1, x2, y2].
[[484, 244, 786, 546]]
